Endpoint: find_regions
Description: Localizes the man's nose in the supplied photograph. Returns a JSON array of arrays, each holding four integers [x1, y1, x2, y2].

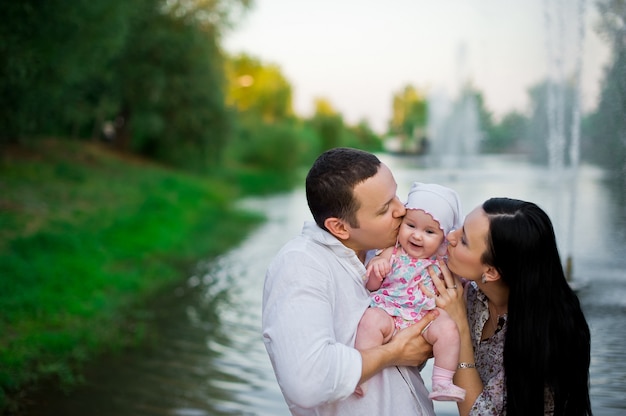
[[392, 197, 406, 217]]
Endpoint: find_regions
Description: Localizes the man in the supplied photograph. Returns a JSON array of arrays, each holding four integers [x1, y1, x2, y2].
[[262, 148, 437, 415]]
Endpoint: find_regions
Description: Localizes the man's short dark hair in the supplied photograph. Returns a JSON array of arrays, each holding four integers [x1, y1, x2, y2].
[[305, 147, 381, 230]]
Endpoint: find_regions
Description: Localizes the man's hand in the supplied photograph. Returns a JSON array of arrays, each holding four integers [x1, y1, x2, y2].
[[358, 309, 439, 384], [387, 309, 438, 366]]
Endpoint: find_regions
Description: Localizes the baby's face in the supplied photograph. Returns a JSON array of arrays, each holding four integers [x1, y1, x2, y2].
[[398, 209, 445, 259]]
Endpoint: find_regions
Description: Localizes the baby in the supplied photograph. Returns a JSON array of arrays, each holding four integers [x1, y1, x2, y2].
[[355, 182, 465, 402]]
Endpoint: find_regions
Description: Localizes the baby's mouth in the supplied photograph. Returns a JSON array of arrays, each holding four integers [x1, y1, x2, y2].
[[408, 241, 423, 249]]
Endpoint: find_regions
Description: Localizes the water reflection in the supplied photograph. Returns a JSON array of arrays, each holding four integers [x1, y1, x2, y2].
[[22, 155, 626, 416]]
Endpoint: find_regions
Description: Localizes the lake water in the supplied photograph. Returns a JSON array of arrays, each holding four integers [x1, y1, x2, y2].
[[22, 154, 626, 415]]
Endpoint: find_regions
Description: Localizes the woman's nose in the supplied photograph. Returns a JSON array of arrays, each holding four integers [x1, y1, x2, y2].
[[447, 229, 458, 245]]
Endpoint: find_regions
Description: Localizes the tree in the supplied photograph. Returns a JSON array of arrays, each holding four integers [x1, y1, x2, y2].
[[0, 0, 253, 171], [426, 84, 491, 157], [310, 98, 344, 151], [162, 0, 253, 32], [388, 85, 428, 153], [484, 111, 530, 154], [345, 120, 383, 151], [225, 53, 294, 122], [221, 52, 312, 177], [112, 0, 232, 170], [524, 80, 579, 165], [585, 0, 626, 185], [110, 0, 253, 170], [0, 0, 132, 143]]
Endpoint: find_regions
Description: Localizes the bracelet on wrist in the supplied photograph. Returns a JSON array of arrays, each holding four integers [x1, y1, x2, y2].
[[457, 362, 476, 369]]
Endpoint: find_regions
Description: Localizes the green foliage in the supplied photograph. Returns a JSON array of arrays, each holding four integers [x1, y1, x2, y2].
[[524, 80, 579, 164], [0, 0, 132, 142], [226, 168, 303, 195], [585, 0, 626, 184], [310, 112, 344, 151], [389, 85, 428, 135], [226, 53, 294, 121], [163, 0, 254, 32], [236, 121, 302, 172], [222, 53, 340, 183], [471, 89, 496, 151], [308, 98, 351, 151], [0, 0, 253, 172], [344, 120, 384, 152], [388, 85, 429, 153], [483, 111, 530, 154], [221, 115, 321, 193], [116, 1, 231, 171], [0, 139, 263, 411]]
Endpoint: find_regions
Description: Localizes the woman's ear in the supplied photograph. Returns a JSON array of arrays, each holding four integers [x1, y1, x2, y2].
[[324, 217, 350, 241], [483, 266, 501, 283]]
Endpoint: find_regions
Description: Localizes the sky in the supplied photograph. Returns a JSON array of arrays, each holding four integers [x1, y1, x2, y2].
[[223, 0, 611, 133]]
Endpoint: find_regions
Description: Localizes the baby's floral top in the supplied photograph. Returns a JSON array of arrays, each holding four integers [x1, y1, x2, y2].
[[369, 245, 438, 328]]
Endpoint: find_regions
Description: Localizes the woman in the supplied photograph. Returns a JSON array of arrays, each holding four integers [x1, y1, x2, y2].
[[429, 197, 592, 415]]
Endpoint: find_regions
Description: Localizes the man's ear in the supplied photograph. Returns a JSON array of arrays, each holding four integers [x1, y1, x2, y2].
[[324, 217, 350, 241], [483, 266, 501, 283]]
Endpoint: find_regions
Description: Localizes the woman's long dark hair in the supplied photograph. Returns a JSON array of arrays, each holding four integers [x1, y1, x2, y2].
[[482, 198, 592, 416]]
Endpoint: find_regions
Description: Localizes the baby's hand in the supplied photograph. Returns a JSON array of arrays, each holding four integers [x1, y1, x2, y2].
[[366, 257, 391, 285]]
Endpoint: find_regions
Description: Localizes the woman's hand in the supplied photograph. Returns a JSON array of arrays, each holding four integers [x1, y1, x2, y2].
[[422, 261, 468, 329], [425, 262, 483, 415]]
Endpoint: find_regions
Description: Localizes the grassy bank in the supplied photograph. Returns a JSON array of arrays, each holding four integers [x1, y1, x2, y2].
[[0, 139, 265, 412]]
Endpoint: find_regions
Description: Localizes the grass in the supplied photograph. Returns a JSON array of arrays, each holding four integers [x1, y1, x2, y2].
[[0, 139, 264, 412]]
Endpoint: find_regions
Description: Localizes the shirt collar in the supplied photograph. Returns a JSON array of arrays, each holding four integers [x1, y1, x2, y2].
[[302, 221, 357, 258]]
